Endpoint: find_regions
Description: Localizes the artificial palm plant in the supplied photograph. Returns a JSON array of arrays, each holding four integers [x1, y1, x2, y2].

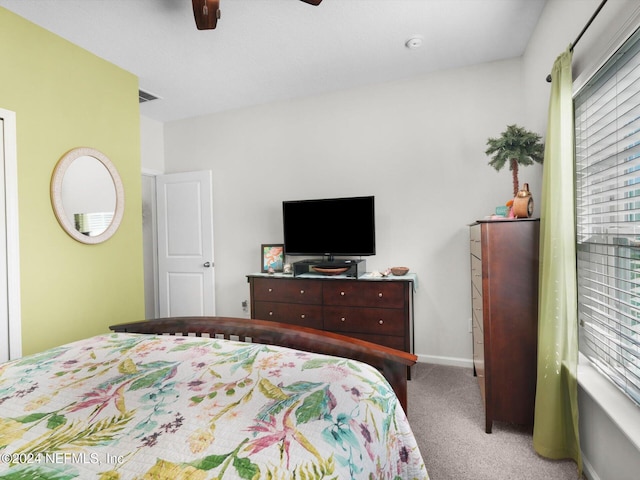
[[485, 124, 545, 197]]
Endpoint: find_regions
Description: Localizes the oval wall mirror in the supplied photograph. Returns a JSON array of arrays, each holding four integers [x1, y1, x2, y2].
[[51, 147, 125, 244]]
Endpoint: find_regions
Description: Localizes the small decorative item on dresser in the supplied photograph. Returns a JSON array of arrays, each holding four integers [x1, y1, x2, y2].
[[261, 244, 284, 273], [390, 266, 409, 276], [512, 183, 534, 218], [485, 124, 544, 197], [495, 205, 510, 217]]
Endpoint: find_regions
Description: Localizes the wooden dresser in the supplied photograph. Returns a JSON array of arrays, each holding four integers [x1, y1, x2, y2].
[[469, 219, 539, 433], [247, 274, 414, 355]]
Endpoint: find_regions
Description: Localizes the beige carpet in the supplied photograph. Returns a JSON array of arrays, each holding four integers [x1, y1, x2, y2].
[[406, 363, 583, 480]]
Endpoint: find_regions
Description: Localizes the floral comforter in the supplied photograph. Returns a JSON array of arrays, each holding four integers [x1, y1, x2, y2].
[[0, 333, 428, 479]]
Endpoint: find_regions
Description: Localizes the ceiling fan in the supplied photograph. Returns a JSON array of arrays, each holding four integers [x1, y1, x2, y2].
[[192, 0, 322, 30]]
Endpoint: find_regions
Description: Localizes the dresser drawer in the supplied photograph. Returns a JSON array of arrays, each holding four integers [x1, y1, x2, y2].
[[470, 224, 482, 259], [253, 301, 323, 329], [472, 316, 485, 404], [252, 277, 322, 304], [470, 254, 483, 296], [323, 306, 405, 335], [473, 316, 485, 375], [472, 289, 483, 331], [323, 280, 405, 309], [346, 332, 405, 351]]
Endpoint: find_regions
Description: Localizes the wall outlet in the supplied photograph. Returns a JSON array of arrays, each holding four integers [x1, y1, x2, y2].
[[468, 317, 472, 333], [241, 300, 249, 317]]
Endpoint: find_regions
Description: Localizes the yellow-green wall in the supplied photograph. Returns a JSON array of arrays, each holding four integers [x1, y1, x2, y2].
[[0, 8, 145, 355]]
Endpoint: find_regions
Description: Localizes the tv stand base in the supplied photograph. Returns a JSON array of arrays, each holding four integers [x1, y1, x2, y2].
[[293, 259, 366, 278]]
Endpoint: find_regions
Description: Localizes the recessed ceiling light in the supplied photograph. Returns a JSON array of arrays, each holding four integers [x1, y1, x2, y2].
[[405, 36, 423, 49]]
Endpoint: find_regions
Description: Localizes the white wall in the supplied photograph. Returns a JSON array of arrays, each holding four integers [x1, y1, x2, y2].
[[163, 57, 528, 366], [140, 115, 164, 319], [140, 115, 165, 173]]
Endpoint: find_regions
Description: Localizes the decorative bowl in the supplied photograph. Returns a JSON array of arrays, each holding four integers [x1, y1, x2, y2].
[[311, 266, 349, 275], [390, 266, 409, 276]]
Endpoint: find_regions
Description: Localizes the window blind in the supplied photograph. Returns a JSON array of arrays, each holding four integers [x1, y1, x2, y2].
[[575, 26, 640, 406]]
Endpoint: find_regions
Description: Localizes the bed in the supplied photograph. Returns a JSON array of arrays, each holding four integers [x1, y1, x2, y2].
[[0, 316, 428, 479]]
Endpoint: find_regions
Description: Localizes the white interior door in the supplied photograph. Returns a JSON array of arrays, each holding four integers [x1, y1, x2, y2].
[[0, 108, 21, 361], [156, 171, 215, 317]]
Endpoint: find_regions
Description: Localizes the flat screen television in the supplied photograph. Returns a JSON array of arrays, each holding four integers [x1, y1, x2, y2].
[[282, 195, 376, 259]]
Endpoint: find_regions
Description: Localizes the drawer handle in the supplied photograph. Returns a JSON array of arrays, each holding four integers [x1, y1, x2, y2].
[[269, 311, 273, 316], [378, 292, 383, 298], [341, 317, 346, 322], [300, 314, 305, 319], [340, 291, 345, 296], [300, 290, 305, 294], [378, 319, 384, 325], [268, 288, 273, 292]]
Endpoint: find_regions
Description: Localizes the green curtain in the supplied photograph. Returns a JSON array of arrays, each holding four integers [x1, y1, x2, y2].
[[532, 46, 582, 474]]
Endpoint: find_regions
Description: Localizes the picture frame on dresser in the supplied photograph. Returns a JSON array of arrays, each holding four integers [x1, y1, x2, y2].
[[261, 244, 284, 273]]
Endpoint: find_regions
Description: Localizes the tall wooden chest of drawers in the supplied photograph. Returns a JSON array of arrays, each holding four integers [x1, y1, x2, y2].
[[248, 274, 414, 355], [470, 219, 539, 433]]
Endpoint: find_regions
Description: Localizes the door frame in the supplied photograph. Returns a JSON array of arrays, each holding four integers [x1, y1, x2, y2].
[[0, 107, 22, 360], [142, 169, 161, 319]]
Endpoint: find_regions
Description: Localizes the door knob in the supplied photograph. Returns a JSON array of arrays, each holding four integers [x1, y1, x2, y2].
[[203, 261, 212, 268]]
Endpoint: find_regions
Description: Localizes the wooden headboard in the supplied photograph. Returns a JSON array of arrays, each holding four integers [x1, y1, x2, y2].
[[110, 316, 416, 411]]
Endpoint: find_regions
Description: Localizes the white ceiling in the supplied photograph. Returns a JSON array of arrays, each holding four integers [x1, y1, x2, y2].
[[1, 0, 547, 122]]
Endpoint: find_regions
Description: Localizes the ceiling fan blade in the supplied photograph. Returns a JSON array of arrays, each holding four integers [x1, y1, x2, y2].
[[299, 0, 322, 5], [192, 0, 220, 30]]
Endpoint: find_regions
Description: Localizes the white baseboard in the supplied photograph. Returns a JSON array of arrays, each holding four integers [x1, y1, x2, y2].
[[581, 452, 599, 480], [416, 354, 473, 369]]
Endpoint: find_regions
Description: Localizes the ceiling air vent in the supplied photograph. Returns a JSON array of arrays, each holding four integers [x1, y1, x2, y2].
[[139, 89, 159, 104]]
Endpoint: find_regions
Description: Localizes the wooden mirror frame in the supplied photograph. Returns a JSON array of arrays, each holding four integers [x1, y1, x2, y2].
[[51, 147, 125, 244]]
